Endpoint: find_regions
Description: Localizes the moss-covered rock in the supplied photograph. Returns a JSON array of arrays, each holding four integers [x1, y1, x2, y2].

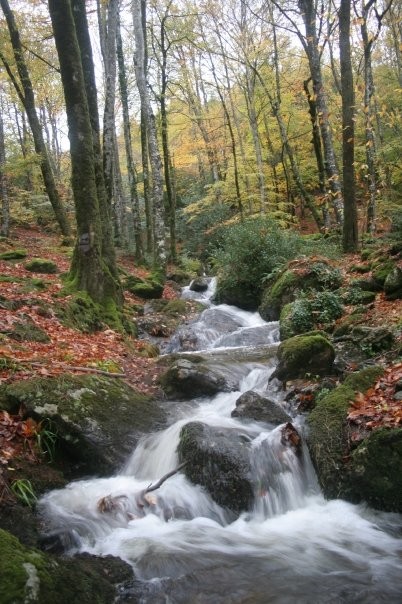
[[307, 367, 383, 500], [178, 422, 254, 514], [130, 280, 164, 299], [271, 333, 335, 382], [384, 266, 402, 300], [25, 258, 58, 274], [0, 249, 27, 260], [0, 374, 166, 477], [0, 529, 131, 604], [259, 260, 343, 322], [6, 319, 50, 343], [342, 288, 377, 305], [372, 260, 395, 288], [347, 428, 402, 512], [332, 313, 365, 338]]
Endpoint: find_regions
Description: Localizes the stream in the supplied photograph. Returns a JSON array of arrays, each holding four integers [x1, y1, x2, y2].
[[39, 280, 402, 603]]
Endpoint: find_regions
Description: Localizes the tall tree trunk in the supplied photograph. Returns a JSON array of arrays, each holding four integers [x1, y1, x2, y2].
[[0, 100, 9, 237], [71, 0, 120, 289], [132, 0, 166, 268], [48, 0, 122, 308], [340, 0, 358, 252], [160, 6, 177, 260], [0, 0, 71, 236], [298, 0, 344, 224], [116, 12, 143, 260]]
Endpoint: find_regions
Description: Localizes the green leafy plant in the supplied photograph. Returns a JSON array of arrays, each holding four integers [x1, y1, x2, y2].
[[36, 419, 58, 462], [10, 479, 37, 507]]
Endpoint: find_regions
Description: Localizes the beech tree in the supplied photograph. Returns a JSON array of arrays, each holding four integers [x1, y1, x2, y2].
[[48, 0, 122, 311], [132, 0, 166, 268]]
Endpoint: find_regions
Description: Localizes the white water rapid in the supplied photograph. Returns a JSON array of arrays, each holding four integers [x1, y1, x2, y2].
[[39, 280, 402, 603]]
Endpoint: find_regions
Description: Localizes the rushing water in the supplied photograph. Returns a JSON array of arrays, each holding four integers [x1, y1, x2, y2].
[[40, 280, 402, 603]]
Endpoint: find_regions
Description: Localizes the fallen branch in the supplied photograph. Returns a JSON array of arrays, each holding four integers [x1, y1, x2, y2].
[[144, 461, 187, 493], [15, 359, 126, 378]]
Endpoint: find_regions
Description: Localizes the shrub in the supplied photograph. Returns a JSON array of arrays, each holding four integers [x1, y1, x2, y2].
[[213, 217, 302, 309]]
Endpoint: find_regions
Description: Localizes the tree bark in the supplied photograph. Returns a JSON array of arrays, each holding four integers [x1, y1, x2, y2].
[[132, 0, 166, 268], [0, 99, 9, 237], [0, 0, 71, 236], [339, 0, 358, 252], [116, 12, 143, 260], [48, 0, 122, 308]]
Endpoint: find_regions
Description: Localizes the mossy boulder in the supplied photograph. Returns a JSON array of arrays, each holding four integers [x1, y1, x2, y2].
[[25, 258, 58, 274], [279, 292, 343, 341], [271, 333, 335, 382], [0, 529, 132, 604], [178, 422, 254, 514], [259, 260, 343, 322], [372, 260, 395, 288], [159, 358, 234, 399], [307, 367, 383, 500], [130, 280, 164, 299], [384, 266, 402, 300], [0, 374, 166, 477], [347, 428, 402, 511], [6, 319, 50, 343], [189, 277, 209, 292], [0, 249, 28, 260], [342, 288, 377, 305], [333, 313, 365, 338]]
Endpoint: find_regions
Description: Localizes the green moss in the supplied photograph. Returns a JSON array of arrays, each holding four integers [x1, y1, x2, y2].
[[56, 294, 104, 332], [259, 269, 297, 321], [279, 300, 313, 340], [372, 260, 395, 287], [348, 428, 402, 511], [0, 275, 23, 283], [0, 249, 27, 260], [307, 366, 383, 499], [0, 529, 119, 603], [333, 313, 365, 337], [342, 288, 377, 305], [9, 321, 50, 343], [273, 333, 335, 381], [130, 280, 164, 299], [123, 274, 145, 292], [164, 299, 187, 316], [25, 258, 58, 274]]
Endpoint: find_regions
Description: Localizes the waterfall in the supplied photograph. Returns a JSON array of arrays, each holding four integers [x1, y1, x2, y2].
[[39, 283, 402, 603]]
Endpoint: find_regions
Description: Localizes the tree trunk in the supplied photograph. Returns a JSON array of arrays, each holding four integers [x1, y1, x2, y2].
[[116, 12, 143, 260], [48, 0, 122, 309], [160, 8, 177, 259], [339, 0, 358, 252], [298, 0, 344, 224], [71, 0, 120, 292], [0, 0, 71, 236], [0, 100, 9, 237], [132, 0, 166, 268]]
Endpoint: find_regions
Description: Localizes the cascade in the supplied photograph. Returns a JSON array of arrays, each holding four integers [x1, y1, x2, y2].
[[39, 280, 402, 603]]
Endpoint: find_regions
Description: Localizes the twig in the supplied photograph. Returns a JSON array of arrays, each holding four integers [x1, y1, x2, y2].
[[144, 461, 187, 493]]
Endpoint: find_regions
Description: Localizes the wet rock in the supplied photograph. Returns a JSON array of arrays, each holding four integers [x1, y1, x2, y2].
[[0, 374, 166, 477], [159, 359, 234, 399], [178, 422, 254, 514], [189, 277, 209, 292], [0, 528, 132, 604], [271, 333, 335, 382], [231, 390, 291, 425], [307, 366, 384, 501], [347, 428, 402, 512]]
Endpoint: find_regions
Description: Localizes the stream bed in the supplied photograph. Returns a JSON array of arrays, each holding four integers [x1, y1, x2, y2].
[[39, 281, 402, 603]]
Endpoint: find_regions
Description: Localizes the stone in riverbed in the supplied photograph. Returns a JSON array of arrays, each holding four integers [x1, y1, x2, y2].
[[178, 422, 254, 514], [159, 358, 235, 399], [231, 390, 291, 425]]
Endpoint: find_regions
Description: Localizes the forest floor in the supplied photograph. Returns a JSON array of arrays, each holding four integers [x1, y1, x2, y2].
[[0, 224, 401, 502]]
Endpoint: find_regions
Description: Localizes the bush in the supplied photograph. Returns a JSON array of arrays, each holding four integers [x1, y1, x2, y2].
[[213, 218, 302, 309]]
